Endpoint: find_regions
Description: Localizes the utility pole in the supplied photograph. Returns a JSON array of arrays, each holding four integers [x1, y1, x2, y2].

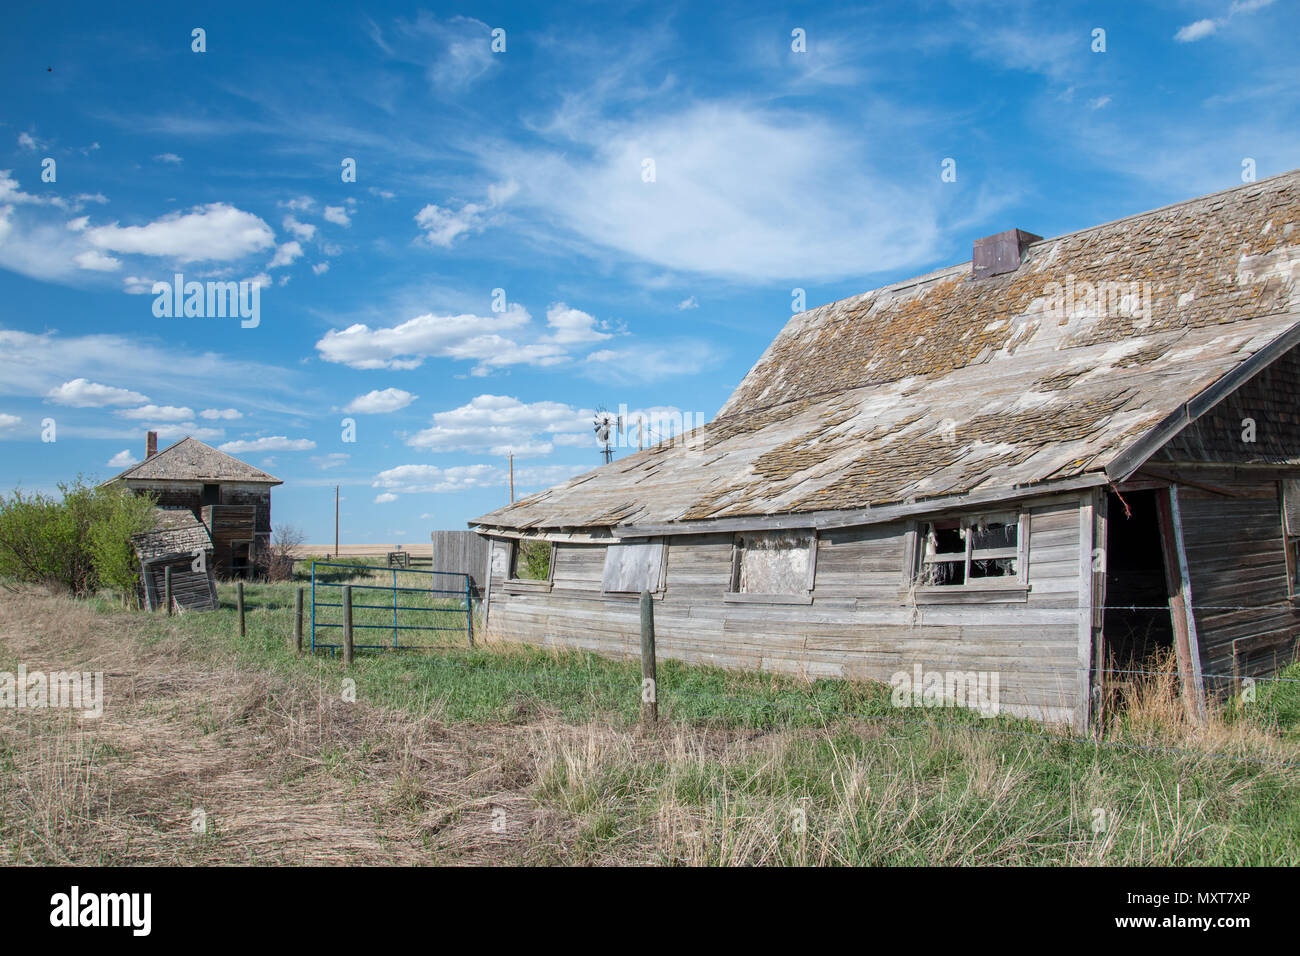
[[638, 417, 644, 452], [334, 485, 339, 557], [509, 453, 515, 503]]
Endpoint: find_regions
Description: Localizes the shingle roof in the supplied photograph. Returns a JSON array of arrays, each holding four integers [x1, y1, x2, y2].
[[111, 437, 282, 485], [474, 169, 1300, 533], [130, 507, 214, 561]]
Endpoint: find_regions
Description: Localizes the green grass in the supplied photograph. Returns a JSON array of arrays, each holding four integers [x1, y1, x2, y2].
[[73, 574, 1300, 865]]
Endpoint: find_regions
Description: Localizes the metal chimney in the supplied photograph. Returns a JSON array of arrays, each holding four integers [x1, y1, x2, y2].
[[972, 228, 1042, 279]]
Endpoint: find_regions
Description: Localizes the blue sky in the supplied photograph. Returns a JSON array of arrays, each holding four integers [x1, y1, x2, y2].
[[1, 0, 1297, 544]]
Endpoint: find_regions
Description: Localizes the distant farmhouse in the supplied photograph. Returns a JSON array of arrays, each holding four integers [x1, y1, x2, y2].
[[473, 169, 1300, 730], [108, 432, 282, 580]]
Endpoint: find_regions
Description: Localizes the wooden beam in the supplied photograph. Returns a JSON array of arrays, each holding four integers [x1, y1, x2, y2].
[[1155, 486, 1208, 722]]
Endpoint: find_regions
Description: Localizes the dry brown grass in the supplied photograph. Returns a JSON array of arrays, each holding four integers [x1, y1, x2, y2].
[[0, 588, 574, 865]]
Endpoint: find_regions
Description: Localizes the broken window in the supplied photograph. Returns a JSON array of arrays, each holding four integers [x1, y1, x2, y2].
[[1282, 480, 1300, 596], [731, 530, 815, 595], [509, 539, 554, 582], [917, 512, 1024, 588], [602, 540, 666, 594]]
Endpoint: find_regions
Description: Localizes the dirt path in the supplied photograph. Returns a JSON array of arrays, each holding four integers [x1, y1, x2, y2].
[[0, 590, 573, 865]]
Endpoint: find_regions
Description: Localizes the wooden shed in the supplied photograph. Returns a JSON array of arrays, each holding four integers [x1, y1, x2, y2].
[[108, 434, 282, 579], [472, 169, 1300, 730], [431, 529, 490, 596], [130, 508, 218, 611]]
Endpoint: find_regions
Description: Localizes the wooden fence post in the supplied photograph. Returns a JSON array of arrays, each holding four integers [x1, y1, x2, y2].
[[465, 575, 475, 649], [292, 587, 303, 655], [342, 585, 354, 666], [236, 581, 246, 637], [640, 590, 657, 723], [164, 565, 173, 616]]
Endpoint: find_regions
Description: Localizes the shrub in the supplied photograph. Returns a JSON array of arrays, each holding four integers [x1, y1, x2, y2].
[[0, 478, 157, 598], [517, 539, 553, 581]]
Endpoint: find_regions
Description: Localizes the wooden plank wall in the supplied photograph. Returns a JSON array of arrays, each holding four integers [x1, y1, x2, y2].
[[1176, 481, 1300, 688], [485, 494, 1089, 727], [141, 552, 218, 611], [201, 505, 255, 578], [430, 530, 490, 592]]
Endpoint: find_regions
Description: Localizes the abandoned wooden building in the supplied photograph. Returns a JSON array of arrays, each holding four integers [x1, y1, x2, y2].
[[108, 432, 281, 579], [129, 507, 218, 611], [472, 169, 1300, 730]]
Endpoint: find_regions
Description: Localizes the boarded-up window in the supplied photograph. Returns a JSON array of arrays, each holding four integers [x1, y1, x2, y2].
[[1283, 481, 1300, 594], [602, 540, 665, 593], [732, 531, 814, 595], [918, 512, 1024, 588], [490, 540, 511, 578]]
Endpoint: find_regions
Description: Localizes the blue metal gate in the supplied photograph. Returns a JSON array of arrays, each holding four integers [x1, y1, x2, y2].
[[309, 562, 473, 653]]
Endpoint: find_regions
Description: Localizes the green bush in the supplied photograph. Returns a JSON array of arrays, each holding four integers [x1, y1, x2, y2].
[[0, 478, 157, 598], [517, 539, 553, 580]]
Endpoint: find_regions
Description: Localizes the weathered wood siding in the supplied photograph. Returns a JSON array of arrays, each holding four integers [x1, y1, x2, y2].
[[1176, 482, 1300, 687], [486, 494, 1090, 727], [1154, 345, 1300, 465], [431, 530, 490, 592]]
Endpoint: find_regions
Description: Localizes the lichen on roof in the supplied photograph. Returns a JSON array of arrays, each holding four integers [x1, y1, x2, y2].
[[475, 170, 1300, 532]]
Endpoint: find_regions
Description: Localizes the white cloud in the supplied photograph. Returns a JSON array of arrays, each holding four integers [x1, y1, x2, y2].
[[414, 180, 516, 247], [372, 461, 587, 495], [106, 449, 137, 468], [311, 452, 350, 469], [1176, 0, 1275, 42], [154, 153, 183, 164], [280, 196, 315, 212], [485, 103, 944, 281], [322, 205, 350, 227], [117, 404, 195, 422], [374, 492, 399, 504], [1176, 19, 1220, 41], [312, 261, 329, 275], [282, 215, 316, 241], [73, 249, 121, 272], [677, 296, 699, 310], [0, 413, 20, 430], [84, 203, 275, 262], [218, 436, 316, 454], [343, 387, 418, 414], [199, 408, 242, 420], [544, 303, 614, 345], [149, 422, 225, 441], [46, 378, 149, 407], [1088, 96, 1112, 110], [269, 240, 303, 268], [122, 275, 157, 294], [315, 302, 546, 371], [17, 133, 40, 151], [406, 394, 592, 457], [581, 341, 722, 384]]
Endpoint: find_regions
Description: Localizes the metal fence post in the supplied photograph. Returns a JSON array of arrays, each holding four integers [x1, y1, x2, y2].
[[342, 584, 353, 666], [392, 567, 398, 648], [292, 587, 303, 655], [237, 581, 245, 637], [640, 590, 657, 723], [310, 562, 316, 653]]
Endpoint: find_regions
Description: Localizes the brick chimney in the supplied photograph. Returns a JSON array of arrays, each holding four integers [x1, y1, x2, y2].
[[972, 228, 1042, 279], [146, 431, 158, 459]]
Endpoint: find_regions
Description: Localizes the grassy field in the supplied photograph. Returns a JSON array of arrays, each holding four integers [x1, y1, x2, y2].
[[3, 569, 1300, 865]]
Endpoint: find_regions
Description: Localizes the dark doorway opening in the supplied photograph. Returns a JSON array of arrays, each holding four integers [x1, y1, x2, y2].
[[201, 483, 221, 507], [1103, 489, 1175, 681]]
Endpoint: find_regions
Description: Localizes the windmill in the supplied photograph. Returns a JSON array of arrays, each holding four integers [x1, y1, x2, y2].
[[593, 406, 621, 464]]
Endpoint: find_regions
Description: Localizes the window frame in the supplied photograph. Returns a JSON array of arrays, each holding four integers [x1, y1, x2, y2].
[[723, 529, 817, 605], [501, 537, 555, 593], [1280, 479, 1300, 601], [908, 510, 1031, 603]]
